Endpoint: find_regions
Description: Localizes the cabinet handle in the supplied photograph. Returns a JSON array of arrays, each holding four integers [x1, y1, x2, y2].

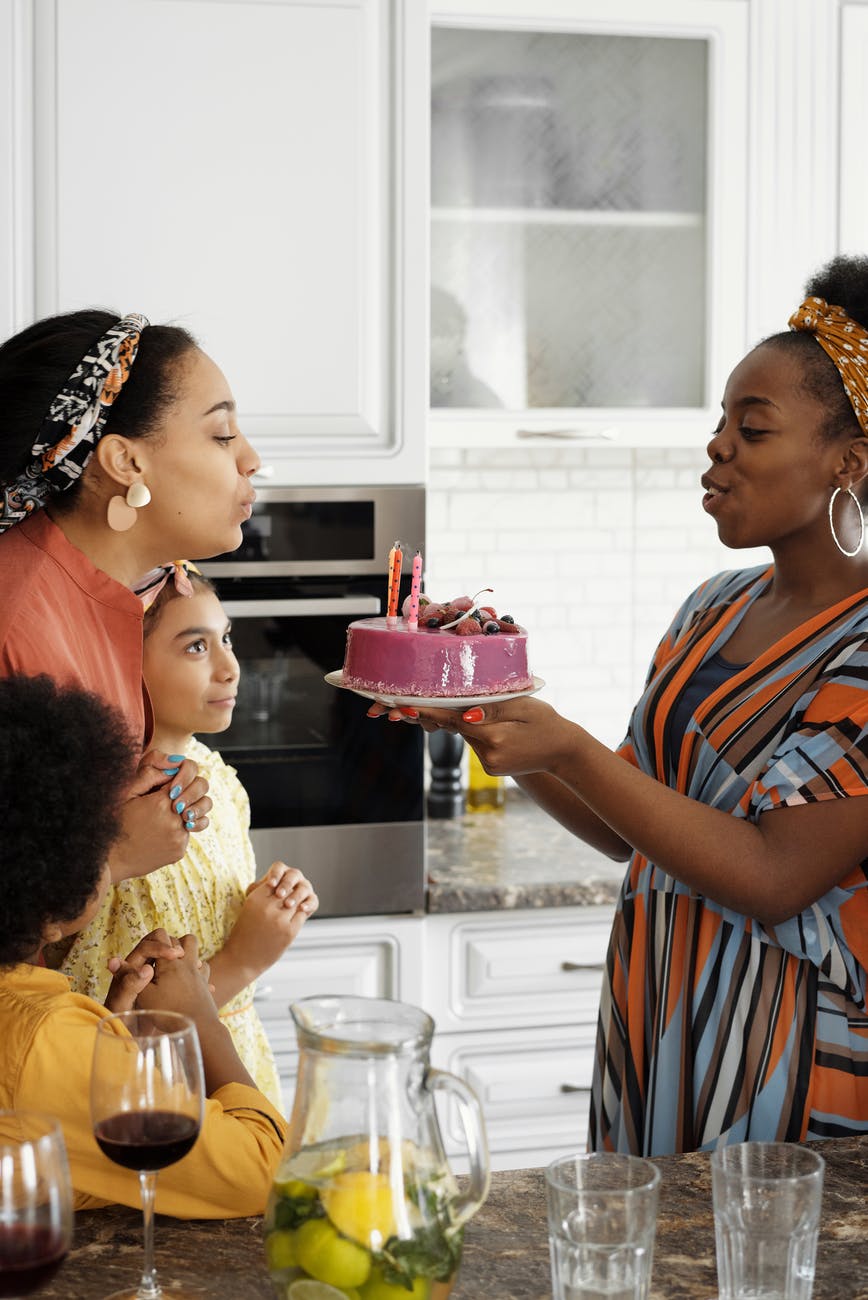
[[252, 985, 274, 1002], [515, 426, 619, 441], [559, 1083, 588, 1094], [561, 961, 604, 972]]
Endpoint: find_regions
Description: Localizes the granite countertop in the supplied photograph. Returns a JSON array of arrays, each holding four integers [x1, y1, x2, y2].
[[40, 1137, 868, 1299], [426, 786, 625, 912]]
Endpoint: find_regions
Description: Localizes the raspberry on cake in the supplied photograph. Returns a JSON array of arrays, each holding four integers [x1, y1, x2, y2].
[[342, 592, 533, 699]]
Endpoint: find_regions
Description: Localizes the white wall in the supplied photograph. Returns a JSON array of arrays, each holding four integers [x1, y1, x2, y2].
[[426, 444, 769, 747]]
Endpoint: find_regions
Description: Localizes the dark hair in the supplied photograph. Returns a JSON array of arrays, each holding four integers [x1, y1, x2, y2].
[[761, 254, 868, 445], [143, 568, 218, 638], [0, 308, 198, 499], [0, 675, 138, 967]]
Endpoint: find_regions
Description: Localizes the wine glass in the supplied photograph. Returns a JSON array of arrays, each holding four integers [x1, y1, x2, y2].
[[91, 1012, 204, 1300], [0, 1111, 73, 1298]]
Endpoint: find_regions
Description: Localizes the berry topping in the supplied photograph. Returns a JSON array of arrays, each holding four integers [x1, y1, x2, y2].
[[470, 610, 484, 624], [454, 617, 483, 635], [500, 614, 515, 624], [479, 605, 498, 620], [450, 596, 474, 612], [497, 618, 518, 633], [483, 620, 500, 634], [402, 593, 431, 620]]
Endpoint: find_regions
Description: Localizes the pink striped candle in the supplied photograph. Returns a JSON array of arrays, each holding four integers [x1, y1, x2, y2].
[[407, 550, 423, 629]]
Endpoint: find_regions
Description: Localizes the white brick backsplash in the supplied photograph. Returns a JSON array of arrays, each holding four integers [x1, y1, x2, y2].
[[425, 445, 755, 741]]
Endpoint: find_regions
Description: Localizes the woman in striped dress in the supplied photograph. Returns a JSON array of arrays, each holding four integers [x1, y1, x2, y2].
[[415, 254, 868, 1154]]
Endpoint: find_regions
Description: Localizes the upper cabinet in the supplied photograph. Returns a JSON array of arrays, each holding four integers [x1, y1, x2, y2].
[[839, 2, 868, 258], [427, 0, 748, 449], [3, 0, 427, 486]]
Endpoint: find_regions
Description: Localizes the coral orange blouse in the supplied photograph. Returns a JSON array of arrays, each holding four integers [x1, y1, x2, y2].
[[0, 511, 151, 746]]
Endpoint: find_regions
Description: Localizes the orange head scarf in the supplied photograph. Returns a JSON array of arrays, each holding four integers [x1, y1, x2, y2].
[[789, 296, 868, 435]]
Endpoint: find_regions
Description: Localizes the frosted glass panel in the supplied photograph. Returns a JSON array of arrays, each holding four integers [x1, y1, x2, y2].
[[431, 27, 709, 410]]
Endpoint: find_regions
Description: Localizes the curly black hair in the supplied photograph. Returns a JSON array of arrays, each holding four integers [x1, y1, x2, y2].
[[761, 253, 868, 445], [0, 676, 138, 967]]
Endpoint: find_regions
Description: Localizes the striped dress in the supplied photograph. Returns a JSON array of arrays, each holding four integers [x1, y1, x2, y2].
[[590, 565, 868, 1155]]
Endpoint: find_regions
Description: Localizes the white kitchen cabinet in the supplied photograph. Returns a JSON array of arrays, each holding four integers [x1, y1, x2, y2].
[[256, 914, 425, 1116], [839, 3, 868, 258], [2, 0, 427, 486], [424, 906, 614, 1172], [427, 0, 749, 451]]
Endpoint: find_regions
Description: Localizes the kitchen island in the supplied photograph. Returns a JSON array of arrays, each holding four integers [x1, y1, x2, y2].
[[40, 1136, 867, 1299]]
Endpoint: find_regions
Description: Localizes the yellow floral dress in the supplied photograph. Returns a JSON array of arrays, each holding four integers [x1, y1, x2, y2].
[[61, 738, 283, 1111]]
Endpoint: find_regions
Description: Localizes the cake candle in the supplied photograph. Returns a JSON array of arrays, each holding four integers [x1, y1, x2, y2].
[[386, 541, 403, 626], [407, 550, 423, 629]]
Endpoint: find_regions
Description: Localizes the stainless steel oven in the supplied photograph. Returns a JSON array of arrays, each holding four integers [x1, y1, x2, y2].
[[197, 486, 426, 917]]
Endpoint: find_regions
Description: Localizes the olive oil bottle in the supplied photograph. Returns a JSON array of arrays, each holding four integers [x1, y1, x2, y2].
[[466, 746, 505, 813]]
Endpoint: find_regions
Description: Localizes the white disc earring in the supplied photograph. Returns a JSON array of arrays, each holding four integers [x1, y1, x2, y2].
[[828, 486, 865, 557], [106, 481, 152, 532], [126, 482, 151, 509]]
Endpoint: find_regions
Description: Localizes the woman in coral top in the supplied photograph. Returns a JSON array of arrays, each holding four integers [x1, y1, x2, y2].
[[0, 310, 260, 881]]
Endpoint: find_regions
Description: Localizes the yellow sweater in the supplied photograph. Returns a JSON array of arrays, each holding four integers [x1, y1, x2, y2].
[[0, 964, 286, 1218]]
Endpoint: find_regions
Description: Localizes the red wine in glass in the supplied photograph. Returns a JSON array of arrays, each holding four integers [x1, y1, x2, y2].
[[91, 1011, 204, 1300], [94, 1111, 200, 1172], [0, 1226, 68, 1298], [0, 1112, 73, 1298]]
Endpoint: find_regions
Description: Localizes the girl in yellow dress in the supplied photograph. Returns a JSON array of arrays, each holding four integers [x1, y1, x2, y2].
[[62, 567, 318, 1110]]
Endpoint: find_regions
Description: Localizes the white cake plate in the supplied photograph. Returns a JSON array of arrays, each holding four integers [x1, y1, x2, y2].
[[324, 669, 545, 710]]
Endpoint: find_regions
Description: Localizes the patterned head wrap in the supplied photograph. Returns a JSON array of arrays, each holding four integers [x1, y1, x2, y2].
[[0, 312, 149, 534], [788, 297, 868, 435], [134, 560, 201, 611]]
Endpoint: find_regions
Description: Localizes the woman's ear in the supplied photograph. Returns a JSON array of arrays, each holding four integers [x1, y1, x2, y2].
[[841, 437, 868, 493], [93, 434, 146, 492], [40, 920, 64, 945]]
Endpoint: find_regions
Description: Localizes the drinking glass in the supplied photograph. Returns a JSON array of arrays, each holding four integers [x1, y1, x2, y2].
[[545, 1152, 661, 1300], [0, 1112, 72, 1298], [91, 1011, 204, 1300], [712, 1141, 825, 1300]]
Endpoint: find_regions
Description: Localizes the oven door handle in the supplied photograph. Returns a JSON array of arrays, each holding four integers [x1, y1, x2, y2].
[[220, 597, 382, 618]]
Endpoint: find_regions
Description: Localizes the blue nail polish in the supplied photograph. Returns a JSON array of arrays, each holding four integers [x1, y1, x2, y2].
[[168, 754, 186, 762], [185, 819, 195, 830], [169, 784, 182, 799], [174, 800, 186, 814], [162, 767, 180, 776]]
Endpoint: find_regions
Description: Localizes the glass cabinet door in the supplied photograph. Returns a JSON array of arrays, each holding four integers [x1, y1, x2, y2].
[[429, 2, 748, 445]]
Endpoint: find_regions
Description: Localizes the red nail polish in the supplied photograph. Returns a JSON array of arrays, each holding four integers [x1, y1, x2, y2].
[[462, 706, 485, 723], [400, 706, 419, 718]]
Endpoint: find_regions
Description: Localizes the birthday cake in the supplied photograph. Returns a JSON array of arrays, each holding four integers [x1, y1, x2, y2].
[[342, 592, 533, 699]]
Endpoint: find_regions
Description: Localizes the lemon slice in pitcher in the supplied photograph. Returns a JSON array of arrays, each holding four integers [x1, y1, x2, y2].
[[288, 1282, 360, 1300], [321, 1171, 397, 1247]]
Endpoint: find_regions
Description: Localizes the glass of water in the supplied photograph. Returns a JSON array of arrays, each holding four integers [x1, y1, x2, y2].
[[545, 1152, 661, 1300], [711, 1141, 824, 1300]]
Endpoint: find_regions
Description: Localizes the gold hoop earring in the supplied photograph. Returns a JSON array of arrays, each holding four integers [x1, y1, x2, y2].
[[828, 486, 865, 557], [107, 482, 152, 532]]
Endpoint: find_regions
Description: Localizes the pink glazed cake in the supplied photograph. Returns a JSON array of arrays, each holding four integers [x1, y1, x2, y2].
[[342, 595, 533, 699]]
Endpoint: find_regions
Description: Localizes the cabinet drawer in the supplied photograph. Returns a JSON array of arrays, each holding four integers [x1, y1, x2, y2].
[[431, 1024, 595, 1169], [426, 907, 614, 1029], [254, 934, 400, 1058]]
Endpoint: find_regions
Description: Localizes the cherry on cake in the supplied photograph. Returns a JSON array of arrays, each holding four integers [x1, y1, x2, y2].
[[342, 591, 533, 699]]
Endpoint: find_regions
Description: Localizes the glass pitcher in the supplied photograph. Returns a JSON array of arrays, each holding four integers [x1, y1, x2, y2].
[[264, 995, 490, 1300]]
